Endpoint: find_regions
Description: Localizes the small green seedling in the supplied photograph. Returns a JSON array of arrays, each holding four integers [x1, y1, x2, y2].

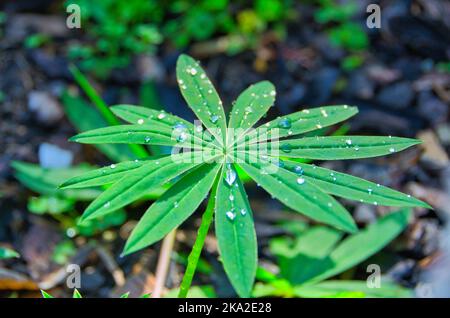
[[62, 54, 429, 297], [254, 208, 413, 298]]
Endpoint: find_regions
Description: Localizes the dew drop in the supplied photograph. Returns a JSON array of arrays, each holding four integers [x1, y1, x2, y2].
[[189, 68, 197, 76], [104, 201, 111, 208], [176, 132, 188, 143], [278, 118, 292, 129], [294, 166, 304, 175], [157, 113, 166, 120], [137, 119, 144, 125], [110, 164, 116, 169], [174, 201, 179, 208], [240, 208, 247, 216], [297, 177, 305, 185], [389, 148, 395, 153], [210, 114, 219, 124], [173, 122, 187, 131], [225, 168, 237, 186], [144, 136, 151, 143], [345, 139, 352, 145], [270, 90, 276, 96], [229, 194, 234, 201], [245, 106, 253, 113], [226, 210, 236, 221], [280, 143, 292, 153]]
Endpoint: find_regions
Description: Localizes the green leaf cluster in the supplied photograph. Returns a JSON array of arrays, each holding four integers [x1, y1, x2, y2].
[[64, 54, 429, 297]]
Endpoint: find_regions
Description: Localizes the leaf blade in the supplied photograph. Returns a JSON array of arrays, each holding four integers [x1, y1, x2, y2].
[[228, 81, 276, 144], [176, 54, 226, 145], [282, 160, 430, 208], [275, 136, 420, 160], [255, 105, 358, 140], [215, 164, 257, 297]]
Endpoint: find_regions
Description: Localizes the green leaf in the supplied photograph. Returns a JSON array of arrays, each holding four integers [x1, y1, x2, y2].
[[72, 289, 82, 298], [120, 292, 130, 298], [80, 153, 205, 222], [69, 124, 178, 147], [254, 105, 358, 140], [41, 290, 54, 298], [12, 161, 101, 201], [228, 81, 276, 144], [215, 164, 257, 297], [176, 54, 226, 145], [307, 208, 412, 283], [238, 156, 357, 233], [110, 105, 218, 149], [124, 164, 221, 255], [111, 105, 193, 130], [59, 158, 154, 189], [282, 160, 430, 208], [0, 247, 20, 259], [62, 92, 136, 161], [275, 136, 421, 160], [270, 226, 342, 284], [293, 280, 412, 298]]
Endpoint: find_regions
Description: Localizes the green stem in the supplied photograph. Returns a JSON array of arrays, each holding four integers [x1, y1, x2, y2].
[[69, 64, 148, 159], [178, 178, 219, 298]]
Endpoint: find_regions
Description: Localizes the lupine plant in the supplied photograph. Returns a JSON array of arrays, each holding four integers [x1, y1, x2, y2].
[[60, 54, 429, 297]]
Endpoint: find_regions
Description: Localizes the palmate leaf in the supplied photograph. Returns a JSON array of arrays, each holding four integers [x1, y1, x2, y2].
[[252, 105, 358, 141], [215, 164, 257, 297], [273, 136, 420, 160], [237, 154, 357, 233], [228, 81, 276, 145], [79, 153, 210, 222], [62, 53, 430, 299], [282, 160, 430, 208], [176, 54, 227, 145], [124, 164, 221, 255]]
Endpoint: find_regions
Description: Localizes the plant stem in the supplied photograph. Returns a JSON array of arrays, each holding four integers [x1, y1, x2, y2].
[[69, 64, 148, 158], [178, 179, 218, 298], [152, 229, 177, 298]]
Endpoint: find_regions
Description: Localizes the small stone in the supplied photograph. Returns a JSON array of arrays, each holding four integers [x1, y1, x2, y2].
[[28, 91, 63, 125], [38, 143, 73, 168]]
